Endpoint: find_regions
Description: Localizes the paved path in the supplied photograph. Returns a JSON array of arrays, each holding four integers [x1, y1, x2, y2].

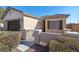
[[66, 32, 79, 40], [26, 44, 49, 52], [13, 40, 49, 52]]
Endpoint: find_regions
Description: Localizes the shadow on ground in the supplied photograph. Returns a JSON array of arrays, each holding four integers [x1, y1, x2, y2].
[[20, 40, 49, 52], [27, 44, 49, 52]]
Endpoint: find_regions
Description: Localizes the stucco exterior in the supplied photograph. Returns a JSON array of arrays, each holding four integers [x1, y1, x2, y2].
[[41, 14, 69, 34], [23, 16, 43, 30], [45, 18, 66, 34], [1, 7, 69, 40], [21, 16, 43, 40], [3, 10, 23, 20], [2, 7, 43, 40], [3, 9, 23, 31], [3, 9, 43, 31]]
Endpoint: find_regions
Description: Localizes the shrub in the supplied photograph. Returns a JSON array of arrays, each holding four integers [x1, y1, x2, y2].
[[0, 42, 10, 52], [0, 31, 21, 51], [49, 36, 79, 52]]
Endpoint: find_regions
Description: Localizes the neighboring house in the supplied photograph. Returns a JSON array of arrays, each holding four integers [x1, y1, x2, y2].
[[1, 7, 69, 39], [67, 23, 79, 32]]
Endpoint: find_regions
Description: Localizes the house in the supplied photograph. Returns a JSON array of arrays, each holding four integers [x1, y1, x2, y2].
[[41, 14, 69, 34], [67, 23, 79, 32], [1, 7, 69, 40]]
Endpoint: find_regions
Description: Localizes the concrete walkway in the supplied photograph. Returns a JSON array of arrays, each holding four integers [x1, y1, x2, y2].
[[13, 40, 49, 52], [26, 44, 49, 52], [66, 31, 79, 40]]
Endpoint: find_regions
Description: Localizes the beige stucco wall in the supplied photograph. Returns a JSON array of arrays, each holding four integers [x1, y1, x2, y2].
[[21, 16, 43, 40], [39, 32, 62, 43], [3, 9, 23, 31], [23, 16, 43, 30], [4, 10, 23, 20], [45, 18, 66, 34], [3, 9, 43, 40]]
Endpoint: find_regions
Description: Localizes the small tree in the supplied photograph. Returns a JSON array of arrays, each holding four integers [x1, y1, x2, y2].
[[0, 7, 4, 23]]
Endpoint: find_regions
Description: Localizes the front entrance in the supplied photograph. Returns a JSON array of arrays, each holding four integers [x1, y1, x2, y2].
[[7, 20, 20, 31]]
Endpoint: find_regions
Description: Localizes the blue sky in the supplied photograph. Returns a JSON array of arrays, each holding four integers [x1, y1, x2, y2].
[[1, 6, 79, 24]]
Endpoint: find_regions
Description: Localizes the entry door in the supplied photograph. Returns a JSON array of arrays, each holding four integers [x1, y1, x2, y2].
[[7, 20, 20, 31]]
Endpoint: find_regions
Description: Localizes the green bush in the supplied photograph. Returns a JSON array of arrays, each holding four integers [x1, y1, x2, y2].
[[49, 36, 79, 52], [0, 31, 21, 51], [0, 42, 10, 52]]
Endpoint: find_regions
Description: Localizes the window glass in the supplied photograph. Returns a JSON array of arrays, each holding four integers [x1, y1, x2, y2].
[[48, 20, 62, 30]]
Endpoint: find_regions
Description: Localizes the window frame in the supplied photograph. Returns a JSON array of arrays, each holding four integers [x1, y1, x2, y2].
[[47, 20, 63, 30]]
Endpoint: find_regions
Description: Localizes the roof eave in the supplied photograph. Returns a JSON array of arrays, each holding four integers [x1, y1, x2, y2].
[[1, 6, 23, 19]]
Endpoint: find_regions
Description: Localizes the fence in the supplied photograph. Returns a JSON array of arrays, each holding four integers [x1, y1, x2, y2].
[[39, 32, 62, 44], [24, 30, 62, 44]]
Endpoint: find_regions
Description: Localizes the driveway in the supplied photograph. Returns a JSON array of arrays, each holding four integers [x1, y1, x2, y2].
[[66, 31, 79, 40]]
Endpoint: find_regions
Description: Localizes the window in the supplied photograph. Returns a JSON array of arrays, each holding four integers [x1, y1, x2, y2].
[[48, 20, 63, 30], [59, 20, 63, 30]]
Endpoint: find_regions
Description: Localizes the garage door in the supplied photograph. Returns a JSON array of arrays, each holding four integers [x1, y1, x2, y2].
[[7, 20, 20, 31]]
